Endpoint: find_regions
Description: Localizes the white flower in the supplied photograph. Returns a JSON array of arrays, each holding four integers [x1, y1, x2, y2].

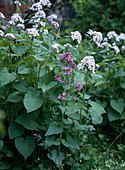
[[7, 20, 15, 27], [40, 21, 45, 27], [34, 10, 46, 19], [107, 31, 117, 39], [14, 0, 21, 6], [111, 45, 120, 54], [11, 13, 24, 23], [17, 23, 25, 29], [77, 56, 96, 74], [30, 2, 43, 11], [47, 14, 57, 22], [87, 29, 103, 47], [122, 46, 125, 49], [43, 29, 48, 34], [5, 33, 16, 39], [0, 12, 5, 19], [51, 21, 59, 29], [64, 43, 72, 48], [27, 28, 39, 37], [40, 0, 52, 7], [0, 30, 4, 36], [71, 31, 82, 45], [51, 44, 59, 53]]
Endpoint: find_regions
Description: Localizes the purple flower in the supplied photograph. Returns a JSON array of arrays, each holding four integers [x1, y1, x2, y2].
[[76, 82, 83, 91], [57, 94, 62, 99], [57, 92, 66, 100], [54, 74, 62, 82], [34, 133, 38, 138]]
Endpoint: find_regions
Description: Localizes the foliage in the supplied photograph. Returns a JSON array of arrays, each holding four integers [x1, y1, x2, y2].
[[0, 1, 125, 169], [66, 0, 125, 35]]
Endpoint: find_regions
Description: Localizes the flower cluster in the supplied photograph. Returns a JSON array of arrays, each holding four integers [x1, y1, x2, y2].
[[51, 44, 59, 53], [87, 29, 103, 47], [54, 74, 62, 82], [0, 30, 4, 37], [51, 21, 59, 30], [58, 92, 66, 100], [26, 28, 39, 37], [14, 0, 21, 6], [64, 43, 72, 48], [77, 56, 96, 74], [0, 12, 5, 19], [30, 0, 51, 11], [63, 67, 72, 75], [5, 33, 16, 39], [10, 13, 24, 24], [71, 31, 82, 46], [76, 82, 83, 91], [60, 52, 76, 69], [47, 14, 57, 22], [87, 29, 125, 54], [17, 23, 25, 29]]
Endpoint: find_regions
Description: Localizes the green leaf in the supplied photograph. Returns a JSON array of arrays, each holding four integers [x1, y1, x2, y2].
[[12, 45, 30, 56], [47, 150, 65, 167], [15, 113, 39, 131], [18, 63, 31, 74], [89, 100, 106, 114], [0, 140, 4, 150], [15, 136, 35, 160], [24, 89, 43, 113], [110, 98, 124, 114], [74, 120, 88, 131], [121, 112, 125, 120], [14, 80, 28, 92], [121, 79, 125, 89], [108, 107, 120, 121], [7, 92, 23, 103], [8, 122, 24, 139], [0, 68, 16, 86], [45, 136, 60, 149], [91, 112, 103, 124], [45, 121, 63, 136], [114, 67, 125, 77], [62, 135, 79, 150], [38, 81, 57, 93]]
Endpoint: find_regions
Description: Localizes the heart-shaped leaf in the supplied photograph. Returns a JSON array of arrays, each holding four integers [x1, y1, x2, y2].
[[15, 136, 35, 160], [110, 98, 124, 114]]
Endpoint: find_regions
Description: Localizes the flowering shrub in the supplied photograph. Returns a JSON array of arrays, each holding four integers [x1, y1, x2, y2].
[[0, 1, 124, 169]]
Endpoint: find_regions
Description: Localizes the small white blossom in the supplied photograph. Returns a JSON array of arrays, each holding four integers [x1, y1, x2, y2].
[[30, 2, 43, 11], [122, 46, 125, 49], [7, 20, 16, 27], [14, 0, 21, 6], [47, 14, 57, 22], [17, 23, 25, 29], [51, 44, 59, 53], [111, 45, 120, 54], [0, 30, 4, 36], [5, 33, 16, 39], [87, 29, 103, 47], [11, 13, 24, 23], [71, 31, 82, 45], [43, 29, 48, 34], [40, 21, 45, 27], [51, 21, 59, 30], [107, 31, 117, 39], [40, 0, 52, 7], [77, 56, 96, 74], [27, 28, 39, 37], [34, 10, 46, 19], [64, 43, 72, 48], [0, 12, 5, 19]]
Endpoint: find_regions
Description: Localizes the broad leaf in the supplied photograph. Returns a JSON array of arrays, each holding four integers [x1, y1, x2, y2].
[[15, 136, 35, 159], [45, 121, 63, 136], [7, 92, 23, 103], [110, 98, 124, 114], [38, 81, 57, 93], [8, 122, 24, 139], [15, 113, 39, 131], [48, 150, 65, 167], [62, 135, 79, 150], [108, 107, 120, 121], [24, 89, 43, 113], [0, 68, 16, 86], [45, 136, 60, 148], [18, 63, 31, 74], [0, 140, 4, 150], [89, 100, 106, 114]]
